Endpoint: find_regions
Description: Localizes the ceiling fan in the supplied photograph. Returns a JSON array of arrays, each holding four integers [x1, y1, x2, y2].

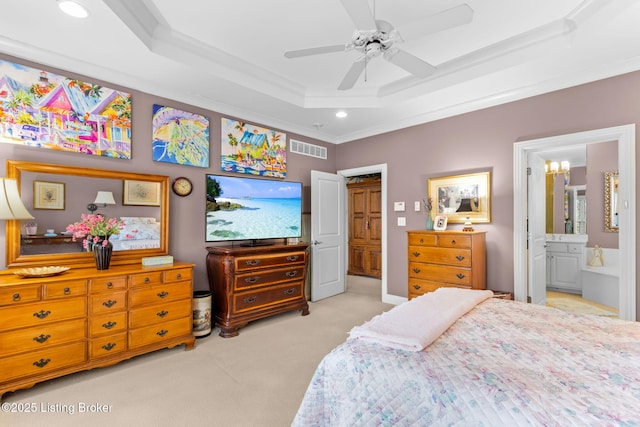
[[284, 0, 474, 90]]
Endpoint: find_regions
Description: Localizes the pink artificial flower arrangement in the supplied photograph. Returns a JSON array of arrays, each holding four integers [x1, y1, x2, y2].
[[66, 213, 123, 249]]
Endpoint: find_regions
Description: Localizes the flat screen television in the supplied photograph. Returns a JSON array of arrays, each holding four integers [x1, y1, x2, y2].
[[205, 174, 303, 245]]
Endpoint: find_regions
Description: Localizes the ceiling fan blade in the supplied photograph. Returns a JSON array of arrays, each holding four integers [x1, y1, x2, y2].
[[399, 4, 474, 41], [341, 0, 377, 31], [284, 45, 349, 58], [338, 59, 367, 91], [383, 48, 436, 78]]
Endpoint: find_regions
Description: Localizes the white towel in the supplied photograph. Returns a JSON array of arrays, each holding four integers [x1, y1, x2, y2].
[[349, 287, 494, 351]]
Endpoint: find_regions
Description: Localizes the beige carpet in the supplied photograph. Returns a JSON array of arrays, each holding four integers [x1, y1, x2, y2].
[[2, 276, 392, 427], [546, 291, 619, 317]]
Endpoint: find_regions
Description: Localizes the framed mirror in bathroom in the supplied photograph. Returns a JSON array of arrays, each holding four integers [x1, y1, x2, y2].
[[604, 171, 619, 233]]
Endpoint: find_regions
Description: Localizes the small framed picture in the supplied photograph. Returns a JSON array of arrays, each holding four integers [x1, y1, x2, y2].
[[33, 181, 65, 210], [434, 215, 448, 231], [123, 180, 161, 206]]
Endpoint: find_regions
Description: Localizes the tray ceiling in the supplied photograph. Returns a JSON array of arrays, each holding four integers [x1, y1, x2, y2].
[[1, 0, 640, 143]]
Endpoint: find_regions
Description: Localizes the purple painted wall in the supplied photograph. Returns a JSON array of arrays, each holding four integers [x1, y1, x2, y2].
[[335, 71, 638, 317], [0, 51, 637, 317], [0, 53, 335, 291], [586, 140, 619, 249]]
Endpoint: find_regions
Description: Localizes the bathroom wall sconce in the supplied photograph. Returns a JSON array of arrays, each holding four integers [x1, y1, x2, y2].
[[0, 178, 34, 220], [87, 191, 116, 213]]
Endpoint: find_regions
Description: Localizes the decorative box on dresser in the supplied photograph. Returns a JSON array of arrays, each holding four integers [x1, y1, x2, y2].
[[0, 262, 195, 400], [407, 230, 487, 299], [206, 243, 310, 337]]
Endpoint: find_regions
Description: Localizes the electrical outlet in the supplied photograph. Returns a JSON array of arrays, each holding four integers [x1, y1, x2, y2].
[[397, 217, 406, 226]]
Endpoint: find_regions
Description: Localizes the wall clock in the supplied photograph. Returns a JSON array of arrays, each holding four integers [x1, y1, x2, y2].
[[172, 177, 193, 197]]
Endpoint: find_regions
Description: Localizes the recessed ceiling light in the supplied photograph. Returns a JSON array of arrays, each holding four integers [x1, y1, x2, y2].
[[58, 0, 89, 18], [336, 111, 348, 118]]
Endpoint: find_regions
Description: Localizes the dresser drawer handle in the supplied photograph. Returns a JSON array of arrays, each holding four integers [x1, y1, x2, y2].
[[102, 300, 117, 308], [412, 284, 421, 290], [286, 255, 299, 262], [157, 310, 169, 318], [285, 271, 298, 277], [283, 288, 296, 295], [419, 238, 424, 243], [33, 358, 51, 368], [176, 273, 182, 279], [13, 293, 21, 301], [451, 240, 457, 245], [245, 260, 261, 266], [456, 255, 465, 261], [456, 273, 466, 280], [33, 310, 51, 319], [102, 343, 117, 351], [156, 330, 169, 337], [33, 334, 51, 344], [64, 287, 71, 295], [243, 296, 257, 303], [102, 321, 117, 329], [244, 277, 259, 284], [412, 268, 421, 274], [144, 277, 151, 284], [106, 282, 113, 289], [157, 291, 169, 298], [412, 252, 420, 257]]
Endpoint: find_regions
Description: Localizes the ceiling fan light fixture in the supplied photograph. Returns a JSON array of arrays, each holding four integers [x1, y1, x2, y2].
[[58, 0, 89, 18]]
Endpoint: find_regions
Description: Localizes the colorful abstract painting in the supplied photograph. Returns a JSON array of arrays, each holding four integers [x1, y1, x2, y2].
[[221, 118, 287, 177], [0, 59, 132, 159], [152, 104, 210, 167]]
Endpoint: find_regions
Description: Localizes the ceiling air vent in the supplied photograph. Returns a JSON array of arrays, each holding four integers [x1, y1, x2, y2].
[[290, 139, 327, 160]]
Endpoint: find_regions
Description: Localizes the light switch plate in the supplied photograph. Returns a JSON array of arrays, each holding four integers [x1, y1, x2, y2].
[[394, 201, 405, 212], [414, 201, 421, 211]]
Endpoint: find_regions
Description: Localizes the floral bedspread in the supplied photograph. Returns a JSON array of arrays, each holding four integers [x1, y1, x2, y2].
[[292, 299, 640, 426]]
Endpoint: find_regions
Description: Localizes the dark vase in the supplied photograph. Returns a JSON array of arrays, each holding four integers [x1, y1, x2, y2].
[[93, 237, 113, 270]]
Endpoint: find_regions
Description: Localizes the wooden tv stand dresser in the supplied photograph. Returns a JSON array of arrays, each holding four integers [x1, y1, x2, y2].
[[0, 262, 195, 400], [206, 243, 310, 337]]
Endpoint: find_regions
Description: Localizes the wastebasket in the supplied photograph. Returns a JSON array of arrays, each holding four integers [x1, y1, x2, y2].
[[193, 291, 212, 338]]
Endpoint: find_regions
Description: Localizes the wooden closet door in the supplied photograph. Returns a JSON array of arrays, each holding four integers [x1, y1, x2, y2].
[[348, 182, 382, 278]]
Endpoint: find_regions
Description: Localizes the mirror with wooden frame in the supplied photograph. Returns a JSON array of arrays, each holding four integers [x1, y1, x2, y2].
[[604, 171, 619, 233], [6, 160, 169, 268]]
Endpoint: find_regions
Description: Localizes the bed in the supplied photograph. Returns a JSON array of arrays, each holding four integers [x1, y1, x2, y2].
[[293, 288, 640, 426], [110, 216, 161, 251]]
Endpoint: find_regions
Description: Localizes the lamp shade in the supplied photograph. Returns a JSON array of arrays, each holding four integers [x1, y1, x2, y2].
[[93, 191, 116, 206], [0, 178, 34, 220]]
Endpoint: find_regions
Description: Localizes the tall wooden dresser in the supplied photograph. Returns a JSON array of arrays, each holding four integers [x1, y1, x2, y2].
[[407, 230, 486, 299], [0, 262, 195, 400], [206, 243, 310, 337]]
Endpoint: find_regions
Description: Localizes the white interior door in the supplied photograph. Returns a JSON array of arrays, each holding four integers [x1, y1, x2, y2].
[[310, 170, 346, 301], [527, 152, 547, 305]]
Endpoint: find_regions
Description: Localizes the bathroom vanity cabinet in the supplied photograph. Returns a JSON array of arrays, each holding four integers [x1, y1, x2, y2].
[[546, 241, 585, 293]]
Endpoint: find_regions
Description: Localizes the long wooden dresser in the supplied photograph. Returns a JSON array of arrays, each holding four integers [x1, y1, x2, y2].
[[0, 262, 195, 400], [407, 230, 486, 299], [206, 243, 310, 337]]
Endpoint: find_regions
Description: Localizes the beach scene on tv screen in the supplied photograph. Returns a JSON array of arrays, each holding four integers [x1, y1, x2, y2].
[[206, 175, 302, 242]]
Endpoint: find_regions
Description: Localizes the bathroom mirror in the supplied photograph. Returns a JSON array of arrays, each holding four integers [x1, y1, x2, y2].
[[604, 171, 619, 233], [6, 160, 169, 268]]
